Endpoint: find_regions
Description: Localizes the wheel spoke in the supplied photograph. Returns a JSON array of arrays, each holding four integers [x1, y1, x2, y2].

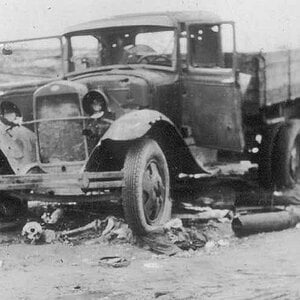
[[142, 161, 166, 222], [142, 170, 154, 196], [143, 196, 155, 218], [149, 162, 163, 187]]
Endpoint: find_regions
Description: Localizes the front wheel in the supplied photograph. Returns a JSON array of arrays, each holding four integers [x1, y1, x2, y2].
[[0, 192, 28, 222], [122, 139, 171, 235]]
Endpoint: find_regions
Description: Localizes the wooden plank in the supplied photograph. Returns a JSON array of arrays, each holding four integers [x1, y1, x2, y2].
[[263, 50, 289, 105], [290, 48, 300, 99]]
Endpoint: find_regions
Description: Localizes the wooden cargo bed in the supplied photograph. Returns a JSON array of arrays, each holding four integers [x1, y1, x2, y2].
[[237, 49, 300, 115]]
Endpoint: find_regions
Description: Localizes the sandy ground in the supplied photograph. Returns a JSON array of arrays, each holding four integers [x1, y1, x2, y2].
[[0, 222, 300, 300], [1, 163, 300, 300]]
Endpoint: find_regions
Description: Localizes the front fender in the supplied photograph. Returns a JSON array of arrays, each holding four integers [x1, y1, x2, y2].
[[99, 109, 174, 142], [85, 109, 209, 177], [0, 124, 38, 174]]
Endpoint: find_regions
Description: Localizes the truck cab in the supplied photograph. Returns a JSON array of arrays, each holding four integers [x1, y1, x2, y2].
[[1, 11, 300, 234]]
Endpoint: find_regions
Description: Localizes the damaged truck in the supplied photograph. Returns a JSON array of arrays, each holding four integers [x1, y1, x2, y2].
[[1, 11, 300, 234]]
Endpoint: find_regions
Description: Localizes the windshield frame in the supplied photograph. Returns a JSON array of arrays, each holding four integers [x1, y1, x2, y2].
[[64, 25, 178, 73]]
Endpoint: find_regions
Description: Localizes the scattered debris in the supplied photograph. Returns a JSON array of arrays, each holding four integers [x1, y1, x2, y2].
[[198, 197, 215, 206], [22, 222, 43, 244], [73, 285, 81, 290], [112, 224, 132, 241], [181, 202, 211, 212], [140, 232, 181, 256], [20, 215, 134, 246], [154, 291, 170, 298], [101, 216, 133, 242], [41, 208, 64, 224], [99, 256, 130, 268], [205, 240, 216, 250], [175, 203, 232, 222], [42, 229, 56, 243], [140, 218, 208, 255], [163, 218, 183, 230], [217, 239, 230, 247], [61, 219, 101, 237]]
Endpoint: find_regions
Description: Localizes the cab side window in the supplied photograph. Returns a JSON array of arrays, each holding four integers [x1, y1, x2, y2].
[[189, 24, 222, 68], [189, 24, 235, 69]]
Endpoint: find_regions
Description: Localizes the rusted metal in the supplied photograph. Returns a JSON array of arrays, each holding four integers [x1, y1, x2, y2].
[[13, 191, 121, 203], [232, 209, 300, 236], [0, 171, 124, 191], [183, 70, 244, 152]]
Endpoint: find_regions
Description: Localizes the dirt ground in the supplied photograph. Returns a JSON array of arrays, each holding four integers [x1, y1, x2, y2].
[[1, 164, 300, 300], [0, 224, 300, 300]]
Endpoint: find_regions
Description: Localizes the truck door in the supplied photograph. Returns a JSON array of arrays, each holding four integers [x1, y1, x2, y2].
[[182, 23, 244, 152]]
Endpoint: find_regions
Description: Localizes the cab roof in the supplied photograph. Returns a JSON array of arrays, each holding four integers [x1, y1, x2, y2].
[[64, 11, 224, 35]]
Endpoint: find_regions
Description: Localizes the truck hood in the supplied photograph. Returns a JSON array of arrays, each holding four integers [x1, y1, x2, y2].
[[69, 67, 178, 114]]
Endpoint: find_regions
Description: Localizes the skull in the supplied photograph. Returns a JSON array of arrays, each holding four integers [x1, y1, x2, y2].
[[22, 222, 43, 244]]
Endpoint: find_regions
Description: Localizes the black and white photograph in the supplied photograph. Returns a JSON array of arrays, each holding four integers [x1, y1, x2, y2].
[[0, 0, 300, 299]]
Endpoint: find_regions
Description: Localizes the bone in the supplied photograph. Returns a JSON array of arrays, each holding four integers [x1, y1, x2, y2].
[[61, 219, 101, 236]]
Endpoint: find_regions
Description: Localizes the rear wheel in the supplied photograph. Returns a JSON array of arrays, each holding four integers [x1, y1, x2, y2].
[[258, 123, 282, 189], [274, 119, 300, 188], [122, 139, 171, 235]]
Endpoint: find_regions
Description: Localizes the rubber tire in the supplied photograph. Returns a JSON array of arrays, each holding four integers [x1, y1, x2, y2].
[[122, 139, 171, 235], [274, 119, 300, 189], [258, 123, 282, 189], [0, 192, 28, 221]]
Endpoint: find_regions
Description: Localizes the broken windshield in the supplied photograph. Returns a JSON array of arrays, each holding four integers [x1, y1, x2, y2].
[[0, 37, 63, 83], [68, 26, 176, 72]]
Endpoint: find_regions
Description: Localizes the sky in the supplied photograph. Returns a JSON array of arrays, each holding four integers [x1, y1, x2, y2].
[[0, 0, 300, 51]]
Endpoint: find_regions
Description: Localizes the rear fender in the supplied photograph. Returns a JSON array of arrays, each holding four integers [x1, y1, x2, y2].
[[85, 109, 208, 178]]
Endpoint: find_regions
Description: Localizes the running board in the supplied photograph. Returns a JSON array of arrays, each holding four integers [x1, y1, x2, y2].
[[0, 171, 124, 192]]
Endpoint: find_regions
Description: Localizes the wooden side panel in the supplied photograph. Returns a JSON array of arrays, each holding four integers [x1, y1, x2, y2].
[[263, 50, 289, 106], [290, 49, 300, 99], [236, 49, 300, 116], [237, 53, 261, 115]]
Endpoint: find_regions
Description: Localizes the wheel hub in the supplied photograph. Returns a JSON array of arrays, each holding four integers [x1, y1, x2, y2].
[[142, 161, 165, 224]]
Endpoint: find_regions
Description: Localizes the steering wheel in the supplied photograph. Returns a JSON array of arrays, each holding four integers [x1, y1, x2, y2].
[[137, 54, 172, 65]]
